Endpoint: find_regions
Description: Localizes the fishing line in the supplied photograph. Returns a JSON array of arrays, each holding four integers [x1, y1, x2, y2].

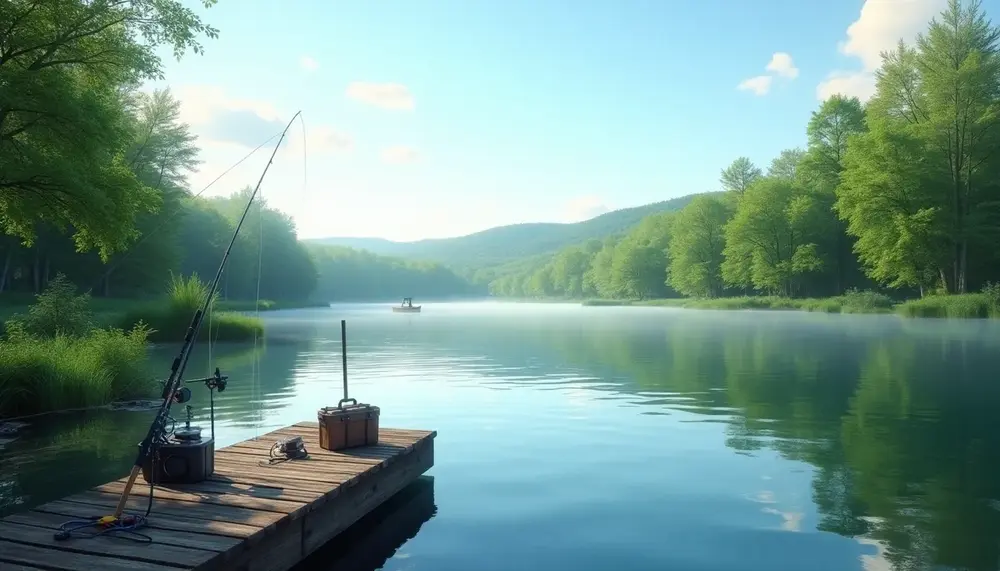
[[84, 132, 281, 294], [55, 112, 303, 543], [252, 179, 264, 436]]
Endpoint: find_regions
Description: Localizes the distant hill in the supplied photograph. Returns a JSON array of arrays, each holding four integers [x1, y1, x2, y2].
[[306, 193, 703, 267]]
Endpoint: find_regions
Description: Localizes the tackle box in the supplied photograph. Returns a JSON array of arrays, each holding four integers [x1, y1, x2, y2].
[[317, 399, 380, 451]]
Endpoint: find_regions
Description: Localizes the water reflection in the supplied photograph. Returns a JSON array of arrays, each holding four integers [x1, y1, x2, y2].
[[293, 476, 437, 571], [2, 302, 999, 570]]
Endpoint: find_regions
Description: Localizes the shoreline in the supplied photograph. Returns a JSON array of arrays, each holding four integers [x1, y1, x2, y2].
[[505, 294, 1000, 320]]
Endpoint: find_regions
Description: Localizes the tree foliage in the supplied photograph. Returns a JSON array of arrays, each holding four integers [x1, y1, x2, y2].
[[488, 0, 1000, 303], [719, 156, 762, 197], [0, 0, 218, 259], [669, 196, 730, 297]]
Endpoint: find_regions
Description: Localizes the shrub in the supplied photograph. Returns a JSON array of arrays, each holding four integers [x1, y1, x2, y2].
[[837, 289, 895, 313], [0, 324, 155, 417], [5, 274, 94, 337], [896, 292, 998, 319], [115, 273, 264, 342]]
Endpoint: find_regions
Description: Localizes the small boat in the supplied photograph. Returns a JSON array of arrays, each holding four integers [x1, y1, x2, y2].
[[392, 297, 422, 313]]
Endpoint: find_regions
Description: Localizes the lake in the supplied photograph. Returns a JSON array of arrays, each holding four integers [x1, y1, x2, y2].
[[3, 301, 1000, 571]]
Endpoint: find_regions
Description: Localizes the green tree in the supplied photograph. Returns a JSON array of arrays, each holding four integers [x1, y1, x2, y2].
[[722, 178, 824, 295], [669, 196, 731, 297], [583, 238, 620, 298], [550, 247, 593, 297], [0, 0, 218, 259], [611, 239, 668, 300], [720, 157, 762, 197], [851, 0, 1000, 294], [800, 95, 867, 294], [837, 125, 945, 294], [767, 148, 806, 181]]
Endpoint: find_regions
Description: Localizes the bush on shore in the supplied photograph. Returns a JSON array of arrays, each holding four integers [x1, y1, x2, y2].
[[0, 275, 156, 418], [582, 285, 1000, 319], [896, 283, 1000, 319], [115, 273, 264, 343], [583, 289, 895, 313]]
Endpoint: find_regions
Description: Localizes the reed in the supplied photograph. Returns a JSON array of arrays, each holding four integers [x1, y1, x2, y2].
[[116, 273, 264, 342]]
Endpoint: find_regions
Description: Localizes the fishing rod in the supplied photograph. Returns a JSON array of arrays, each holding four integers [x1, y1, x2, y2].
[[108, 110, 302, 523]]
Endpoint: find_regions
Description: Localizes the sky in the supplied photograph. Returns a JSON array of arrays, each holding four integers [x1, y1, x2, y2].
[[151, 0, 984, 242]]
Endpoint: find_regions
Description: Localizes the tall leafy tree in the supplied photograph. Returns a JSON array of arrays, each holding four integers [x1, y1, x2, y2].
[[840, 0, 1000, 294], [722, 178, 824, 295], [837, 126, 945, 295], [799, 95, 867, 295], [610, 239, 668, 300], [669, 196, 731, 297], [720, 157, 763, 197], [0, 0, 219, 259], [768, 148, 806, 181]]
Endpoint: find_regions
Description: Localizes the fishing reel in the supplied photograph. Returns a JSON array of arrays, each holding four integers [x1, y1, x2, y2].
[[269, 436, 309, 463], [161, 382, 192, 404], [183, 367, 229, 394], [205, 368, 228, 393]]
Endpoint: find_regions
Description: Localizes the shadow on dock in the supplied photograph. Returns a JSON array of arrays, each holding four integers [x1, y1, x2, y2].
[[293, 475, 437, 571]]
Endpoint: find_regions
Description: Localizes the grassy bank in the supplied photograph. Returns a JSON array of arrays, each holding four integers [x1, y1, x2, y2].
[[114, 274, 263, 343], [216, 299, 329, 312], [581, 288, 1000, 319], [0, 274, 277, 417], [0, 326, 155, 417], [895, 291, 1000, 319], [0, 276, 159, 418], [1, 291, 324, 326], [0, 275, 314, 342]]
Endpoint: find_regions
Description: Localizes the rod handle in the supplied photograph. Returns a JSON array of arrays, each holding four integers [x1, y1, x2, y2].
[[114, 465, 142, 518]]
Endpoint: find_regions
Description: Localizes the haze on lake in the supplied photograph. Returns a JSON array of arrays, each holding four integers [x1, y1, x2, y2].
[[2, 302, 999, 571]]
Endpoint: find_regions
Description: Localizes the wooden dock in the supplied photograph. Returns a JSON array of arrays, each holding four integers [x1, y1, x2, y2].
[[0, 422, 436, 571]]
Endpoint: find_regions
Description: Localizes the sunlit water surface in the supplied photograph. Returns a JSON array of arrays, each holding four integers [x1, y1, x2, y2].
[[3, 302, 1000, 571]]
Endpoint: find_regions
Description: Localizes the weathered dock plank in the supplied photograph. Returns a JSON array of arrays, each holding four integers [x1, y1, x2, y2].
[[0, 425, 436, 571]]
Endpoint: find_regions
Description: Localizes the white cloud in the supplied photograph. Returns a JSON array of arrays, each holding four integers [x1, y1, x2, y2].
[[738, 52, 797, 95], [300, 56, 319, 72], [817, 0, 947, 101], [345, 82, 415, 111], [381, 145, 421, 164], [766, 52, 799, 79], [738, 75, 773, 96], [175, 85, 352, 155], [816, 71, 877, 102], [297, 125, 353, 154], [564, 196, 610, 222]]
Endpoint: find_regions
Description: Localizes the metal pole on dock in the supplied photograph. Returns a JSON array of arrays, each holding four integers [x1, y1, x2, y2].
[[341, 319, 348, 400]]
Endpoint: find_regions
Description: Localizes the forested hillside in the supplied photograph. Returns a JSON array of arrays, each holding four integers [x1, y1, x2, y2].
[[309, 246, 477, 300], [489, 1, 1000, 307], [0, 85, 474, 304], [306, 194, 700, 267], [0, 4, 473, 306]]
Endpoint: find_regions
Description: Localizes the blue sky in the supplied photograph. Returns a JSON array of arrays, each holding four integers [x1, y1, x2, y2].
[[156, 0, 964, 241]]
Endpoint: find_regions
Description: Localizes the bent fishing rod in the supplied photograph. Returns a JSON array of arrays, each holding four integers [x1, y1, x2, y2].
[[109, 110, 302, 521]]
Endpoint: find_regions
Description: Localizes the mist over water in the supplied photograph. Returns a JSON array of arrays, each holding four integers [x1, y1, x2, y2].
[[3, 301, 999, 571]]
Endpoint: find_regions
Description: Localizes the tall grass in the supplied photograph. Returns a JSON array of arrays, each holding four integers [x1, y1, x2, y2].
[[583, 289, 896, 314], [583, 285, 1000, 320], [896, 283, 1000, 319], [216, 299, 329, 311], [0, 326, 155, 417], [116, 273, 264, 342], [0, 275, 156, 417]]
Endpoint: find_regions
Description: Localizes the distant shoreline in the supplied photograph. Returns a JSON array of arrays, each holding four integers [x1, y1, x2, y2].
[[498, 294, 1000, 320]]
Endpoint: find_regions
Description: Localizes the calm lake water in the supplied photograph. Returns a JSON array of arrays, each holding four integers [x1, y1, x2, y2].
[[3, 301, 1000, 571]]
